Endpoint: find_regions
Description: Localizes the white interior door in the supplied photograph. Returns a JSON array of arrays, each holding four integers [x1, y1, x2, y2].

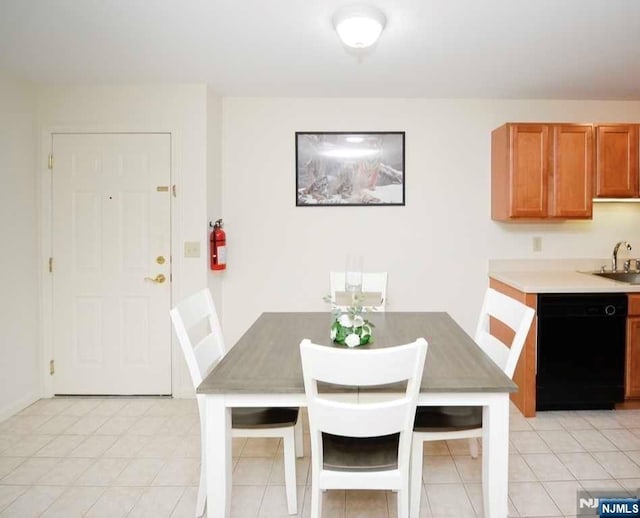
[[52, 133, 172, 395]]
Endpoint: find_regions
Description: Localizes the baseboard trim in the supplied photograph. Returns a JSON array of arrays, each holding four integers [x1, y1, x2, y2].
[[0, 391, 41, 423], [172, 387, 196, 399]]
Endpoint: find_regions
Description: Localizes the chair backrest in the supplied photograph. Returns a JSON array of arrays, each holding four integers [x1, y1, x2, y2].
[[170, 288, 226, 388], [473, 288, 535, 379], [329, 271, 388, 310], [300, 338, 428, 470]]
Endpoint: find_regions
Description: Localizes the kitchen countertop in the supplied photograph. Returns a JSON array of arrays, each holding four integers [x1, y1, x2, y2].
[[489, 270, 640, 293]]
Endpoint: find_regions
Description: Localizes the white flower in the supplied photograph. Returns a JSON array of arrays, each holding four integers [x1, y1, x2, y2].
[[330, 327, 337, 340], [345, 333, 360, 348], [338, 314, 352, 327], [352, 315, 364, 328]]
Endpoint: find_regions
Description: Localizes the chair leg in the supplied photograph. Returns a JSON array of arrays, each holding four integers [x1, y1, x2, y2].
[[396, 488, 408, 518], [310, 482, 322, 518], [468, 437, 480, 459], [294, 415, 304, 458], [410, 437, 424, 518], [196, 442, 207, 517], [196, 400, 207, 518], [283, 428, 298, 514]]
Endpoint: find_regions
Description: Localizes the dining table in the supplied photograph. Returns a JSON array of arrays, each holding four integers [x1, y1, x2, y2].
[[197, 311, 517, 518]]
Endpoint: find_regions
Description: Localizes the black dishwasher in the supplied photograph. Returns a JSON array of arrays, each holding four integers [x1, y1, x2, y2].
[[536, 293, 627, 411]]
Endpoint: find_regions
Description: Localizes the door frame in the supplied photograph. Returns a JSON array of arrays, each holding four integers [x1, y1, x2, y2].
[[39, 125, 185, 398]]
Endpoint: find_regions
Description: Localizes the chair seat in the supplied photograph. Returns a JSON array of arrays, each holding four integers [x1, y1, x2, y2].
[[232, 407, 299, 429], [321, 433, 399, 472], [413, 406, 482, 432]]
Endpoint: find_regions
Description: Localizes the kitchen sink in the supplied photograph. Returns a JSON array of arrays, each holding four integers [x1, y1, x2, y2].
[[593, 271, 640, 284]]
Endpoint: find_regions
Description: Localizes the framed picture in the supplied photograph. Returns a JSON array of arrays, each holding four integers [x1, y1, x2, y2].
[[295, 131, 405, 206]]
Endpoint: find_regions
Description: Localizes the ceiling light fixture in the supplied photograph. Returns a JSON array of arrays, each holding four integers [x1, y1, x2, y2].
[[332, 4, 386, 49]]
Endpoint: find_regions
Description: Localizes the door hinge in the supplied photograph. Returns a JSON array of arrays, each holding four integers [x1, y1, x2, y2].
[[49, 359, 55, 375], [48, 257, 53, 273], [48, 153, 53, 170]]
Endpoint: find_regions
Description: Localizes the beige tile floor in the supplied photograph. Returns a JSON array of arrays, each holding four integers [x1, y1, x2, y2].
[[1, 398, 640, 517]]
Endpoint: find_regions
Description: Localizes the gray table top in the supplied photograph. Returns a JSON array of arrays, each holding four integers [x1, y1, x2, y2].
[[197, 312, 517, 395]]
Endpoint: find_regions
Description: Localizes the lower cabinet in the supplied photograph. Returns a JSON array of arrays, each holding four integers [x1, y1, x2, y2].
[[489, 278, 538, 417], [489, 282, 640, 413], [626, 295, 640, 398]]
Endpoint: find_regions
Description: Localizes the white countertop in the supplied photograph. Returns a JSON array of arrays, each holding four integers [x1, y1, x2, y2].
[[489, 270, 640, 293]]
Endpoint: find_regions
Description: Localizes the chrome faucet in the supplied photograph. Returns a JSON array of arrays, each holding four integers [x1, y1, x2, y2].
[[612, 241, 632, 271]]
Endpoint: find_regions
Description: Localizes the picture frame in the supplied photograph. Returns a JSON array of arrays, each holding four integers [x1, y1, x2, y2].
[[295, 131, 405, 206]]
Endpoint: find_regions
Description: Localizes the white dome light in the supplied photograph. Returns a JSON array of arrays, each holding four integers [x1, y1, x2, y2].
[[333, 4, 386, 49]]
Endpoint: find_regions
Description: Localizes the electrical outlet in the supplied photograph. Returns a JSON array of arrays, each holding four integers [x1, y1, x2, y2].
[[532, 236, 542, 252], [184, 241, 201, 258]]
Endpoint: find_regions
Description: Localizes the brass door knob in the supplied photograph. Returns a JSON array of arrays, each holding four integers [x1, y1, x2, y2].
[[144, 274, 166, 284]]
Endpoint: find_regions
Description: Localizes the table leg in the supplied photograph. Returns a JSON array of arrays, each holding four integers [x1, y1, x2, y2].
[[482, 394, 509, 518], [206, 395, 232, 518]]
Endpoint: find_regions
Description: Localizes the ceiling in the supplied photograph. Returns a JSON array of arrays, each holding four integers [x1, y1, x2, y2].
[[1, 0, 639, 99]]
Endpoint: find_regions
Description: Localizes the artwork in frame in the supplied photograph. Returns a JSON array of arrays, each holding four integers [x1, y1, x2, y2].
[[296, 131, 405, 206]]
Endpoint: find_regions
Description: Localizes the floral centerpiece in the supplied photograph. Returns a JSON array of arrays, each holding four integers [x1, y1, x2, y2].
[[324, 292, 375, 347]]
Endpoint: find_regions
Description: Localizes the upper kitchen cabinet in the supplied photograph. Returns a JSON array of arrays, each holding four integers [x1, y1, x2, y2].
[[492, 123, 593, 221], [551, 124, 594, 218], [595, 125, 639, 198]]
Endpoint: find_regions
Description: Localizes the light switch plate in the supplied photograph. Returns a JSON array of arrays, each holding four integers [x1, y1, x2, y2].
[[532, 236, 542, 252], [184, 241, 201, 258]]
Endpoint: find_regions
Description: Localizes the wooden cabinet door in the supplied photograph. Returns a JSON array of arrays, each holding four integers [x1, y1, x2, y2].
[[549, 124, 593, 218], [626, 316, 640, 398], [509, 124, 549, 218], [595, 125, 638, 197]]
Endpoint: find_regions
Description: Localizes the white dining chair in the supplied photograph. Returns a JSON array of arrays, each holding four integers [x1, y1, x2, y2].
[[409, 287, 535, 518], [329, 271, 388, 310], [170, 288, 302, 517], [300, 338, 428, 518]]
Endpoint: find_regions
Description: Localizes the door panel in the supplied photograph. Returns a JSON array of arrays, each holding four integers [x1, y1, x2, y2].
[[595, 125, 638, 197], [510, 124, 548, 217], [550, 124, 593, 218], [52, 133, 171, 395]]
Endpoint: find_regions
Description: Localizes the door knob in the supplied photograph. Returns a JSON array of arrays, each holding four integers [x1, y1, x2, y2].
[[144, 274, 166, 284]]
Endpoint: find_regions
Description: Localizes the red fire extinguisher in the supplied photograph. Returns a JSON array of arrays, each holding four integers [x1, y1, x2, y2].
[[210, 219, 226, 271]]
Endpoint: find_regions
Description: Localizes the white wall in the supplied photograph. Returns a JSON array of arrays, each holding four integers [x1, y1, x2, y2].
[[14, 91, 640, 403], [207, 88, 224, 319], [37, 85, 209, 397], [0, 77, 39, 420], [220, 98, 640, 344]]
